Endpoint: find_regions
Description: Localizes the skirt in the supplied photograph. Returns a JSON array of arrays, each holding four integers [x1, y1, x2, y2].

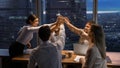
[[9, 41, 25, 58]]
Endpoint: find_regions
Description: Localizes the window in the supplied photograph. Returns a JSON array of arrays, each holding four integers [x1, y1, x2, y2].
[[41, 0, 87, 50], [87, 0, 120, 52], [0, 0, 37, 48], [1, 0, 119, 51]]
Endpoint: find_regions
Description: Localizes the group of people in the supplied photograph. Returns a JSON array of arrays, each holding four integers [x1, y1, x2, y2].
[[9, 14, 107, 68]]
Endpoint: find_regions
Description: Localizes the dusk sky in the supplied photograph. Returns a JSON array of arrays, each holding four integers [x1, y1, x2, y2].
[[87, 0, 120, 11]]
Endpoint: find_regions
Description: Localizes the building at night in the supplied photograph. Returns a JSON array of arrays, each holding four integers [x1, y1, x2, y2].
[[0, 0, 37, 48], [42, 0, 87, 49], [0, 0, 87, 49]]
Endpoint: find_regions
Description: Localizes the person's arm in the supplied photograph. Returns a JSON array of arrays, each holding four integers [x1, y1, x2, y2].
[[57, 24, 66, 50], [51, 16, 65, 32], [27, 22, 56, 32], [51, 24, 66, 50], [42, 22, 56, 28], [64, 17, 85, 36], [50, 22, 59, 33], [82, 48, 96, 68], [59, 24, 65, 43], [26, 42, 31, 48], [27, 26, 41, 30], [27, 26, 41, 32]]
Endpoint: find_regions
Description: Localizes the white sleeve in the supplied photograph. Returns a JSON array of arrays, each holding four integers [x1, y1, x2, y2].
[[52, 24, 66, 50], [41, 23, 55, 27], [56, 35, 65, 50], [27, 26, 41, 32], [27, 23, 54, 32], [22, 23, 55, 33], [58, 24, 66, 46]]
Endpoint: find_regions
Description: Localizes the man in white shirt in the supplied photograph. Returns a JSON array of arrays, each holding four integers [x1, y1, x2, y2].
[[28, 18, 65, 68]]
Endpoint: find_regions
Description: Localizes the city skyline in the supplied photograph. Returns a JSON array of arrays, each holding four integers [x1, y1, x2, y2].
[[87, 0, 120, 11], [0, 0, 120, 51], [87, 10, 120, 14]]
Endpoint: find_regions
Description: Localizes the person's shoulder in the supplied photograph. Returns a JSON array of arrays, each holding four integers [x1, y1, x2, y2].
[[48, 43, 56, 48], [47, 43, 58, 52], [40, 43, 57, 53], [47, 43, 57, 50], [87, 46, 96, 53], [20, 25, 29, 30], [20, 25, 27, 29], [41, 42, 56, 49], [22, 25, 30, 27]]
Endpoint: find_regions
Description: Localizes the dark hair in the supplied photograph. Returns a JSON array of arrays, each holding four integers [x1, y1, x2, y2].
[[26, 14, 38, 24], [90, 24, 106, 59], [38, 26, 51, 41]]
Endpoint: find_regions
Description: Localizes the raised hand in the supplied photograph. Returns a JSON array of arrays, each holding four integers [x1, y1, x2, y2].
[[64, 17, 71, 24], [50, 16, 64, 32], [26, 42, 31, 48], [56, 16, 65, 25]]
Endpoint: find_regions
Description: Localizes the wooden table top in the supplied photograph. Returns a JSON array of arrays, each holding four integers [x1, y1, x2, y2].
[[12, 50, 84, 64], [1, 49, 120, 67], [106, 52, 120, 67]]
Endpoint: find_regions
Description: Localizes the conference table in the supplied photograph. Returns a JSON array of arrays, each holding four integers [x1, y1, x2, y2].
[[0, 49, 120, 68], [12, 50, 83, 68]]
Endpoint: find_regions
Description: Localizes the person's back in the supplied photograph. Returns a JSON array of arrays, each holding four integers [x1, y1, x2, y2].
[[94, 46, 106, 68], [84, 45, 107, 68], [29, 41, 61, 68], [28, 24, 65, 68]]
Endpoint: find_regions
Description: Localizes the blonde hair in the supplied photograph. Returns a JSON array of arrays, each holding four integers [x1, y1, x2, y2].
[[90, 24, 106, 59]]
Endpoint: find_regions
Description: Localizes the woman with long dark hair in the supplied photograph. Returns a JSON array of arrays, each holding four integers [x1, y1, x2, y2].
[[81, 24, 107, 68]]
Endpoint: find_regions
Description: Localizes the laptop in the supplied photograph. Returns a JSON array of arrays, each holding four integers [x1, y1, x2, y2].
[[73, 43, 89, 56]]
